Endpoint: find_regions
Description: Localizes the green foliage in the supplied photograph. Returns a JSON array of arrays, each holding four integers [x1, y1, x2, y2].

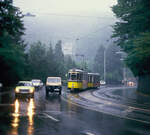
[[106, 44, 123, 84], [112, 0, 150, 42], [54, 40, 65, 78], [64, 55, 76, 71], [46, 43, 55, 76], [0, 0, 25, 86], [126, 32, 150, 76], [112, 0, 150, 77], [93, 45, 105, 79], [93, 44, 123, 84], [27, 41, 47, 81], [0, 0, 24, 44], [26, 40, 77, 82]]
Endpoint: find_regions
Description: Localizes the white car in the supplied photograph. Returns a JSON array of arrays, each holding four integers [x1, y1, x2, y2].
[[15, 81, 35, 98], [32, 79, 43, 90], [100, 80, 106, 85]]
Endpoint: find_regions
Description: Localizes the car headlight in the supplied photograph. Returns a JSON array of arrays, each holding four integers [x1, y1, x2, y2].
[[15, 88, 19, 93], [30, 88, 34, 93]]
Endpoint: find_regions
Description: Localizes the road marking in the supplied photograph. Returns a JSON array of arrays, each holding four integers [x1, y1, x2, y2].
[[92, 90, 150, 113], [44, 110, 61, 113], [62, 94, 150, 125], [126, 107, 134, 113], [43, 113, 59, 122], [85, 132, 95, 135]]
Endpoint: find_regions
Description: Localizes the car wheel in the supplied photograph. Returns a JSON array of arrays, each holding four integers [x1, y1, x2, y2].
[[59, 90, 61, 95]]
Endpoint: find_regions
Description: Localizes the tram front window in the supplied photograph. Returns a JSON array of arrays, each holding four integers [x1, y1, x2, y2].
[[71, 74, 77, 80], [69, 73, 82, 81]]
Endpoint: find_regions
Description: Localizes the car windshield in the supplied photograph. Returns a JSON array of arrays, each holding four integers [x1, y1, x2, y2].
[[47, 78, 61, 83], [17, 82, 32, 86], [32, 80, 40, 83]]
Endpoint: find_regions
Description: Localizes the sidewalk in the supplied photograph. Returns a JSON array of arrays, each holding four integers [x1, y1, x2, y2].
[[94, 86, 150, 109], [78, 87, 150, 124], [111, 87, 150, 103]]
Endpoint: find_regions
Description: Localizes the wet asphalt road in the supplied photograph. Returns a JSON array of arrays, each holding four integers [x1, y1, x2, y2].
[[0, 87, 149, 135]]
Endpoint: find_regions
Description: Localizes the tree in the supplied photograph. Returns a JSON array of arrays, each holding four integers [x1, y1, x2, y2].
[[106, 44, 123, 84], [64, 55, 77, 72], [93, 45, 105, 79], [0, 0, 24, 45], [0, 0, 25, 86], [93, 44, 123, 84], [54, 40, 65, 78], [112, 0, 150, 94], [46, 43, 55, 76], [28, 41, 47, 81]]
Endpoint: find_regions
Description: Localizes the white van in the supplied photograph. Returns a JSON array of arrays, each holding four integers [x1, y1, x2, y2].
[[46, 77, 62, 96]]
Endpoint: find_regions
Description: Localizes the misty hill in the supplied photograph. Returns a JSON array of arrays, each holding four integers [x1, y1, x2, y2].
[[22, 12, 116, 62]]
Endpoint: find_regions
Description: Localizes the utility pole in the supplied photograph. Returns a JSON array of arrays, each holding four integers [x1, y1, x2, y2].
[[104, 49, 106, 82]]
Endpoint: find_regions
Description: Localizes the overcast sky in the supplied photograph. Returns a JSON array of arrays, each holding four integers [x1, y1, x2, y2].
[[13, 0, 117, 56], [14, 0, 117, 16]]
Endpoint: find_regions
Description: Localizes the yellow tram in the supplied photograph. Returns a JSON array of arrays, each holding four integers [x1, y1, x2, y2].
[[88, 73, 100, 89], [67, 69, 100, 91], [67, 69, 88, 91]]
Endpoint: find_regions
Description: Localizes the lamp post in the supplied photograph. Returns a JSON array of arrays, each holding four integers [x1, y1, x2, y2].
[[104, 48, 106, 82]]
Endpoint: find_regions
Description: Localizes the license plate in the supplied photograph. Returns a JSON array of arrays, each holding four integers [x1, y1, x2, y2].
[[20, 89, 29, 93], [54, 89, 60, 91]]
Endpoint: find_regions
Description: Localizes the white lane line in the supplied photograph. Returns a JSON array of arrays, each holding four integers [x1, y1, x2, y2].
[[85, 132, 95, 135], [43, 113, 59, 122], [125, 107, 134, 113]]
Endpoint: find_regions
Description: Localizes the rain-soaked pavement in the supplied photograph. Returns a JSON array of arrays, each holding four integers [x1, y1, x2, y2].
[[0, 86, 150, 135]]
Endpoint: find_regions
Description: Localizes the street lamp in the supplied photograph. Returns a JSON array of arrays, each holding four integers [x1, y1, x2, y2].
[[104, 48, 106, 82]]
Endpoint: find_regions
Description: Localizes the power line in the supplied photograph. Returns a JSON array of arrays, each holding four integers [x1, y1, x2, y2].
[[25, 12, 115, 19]]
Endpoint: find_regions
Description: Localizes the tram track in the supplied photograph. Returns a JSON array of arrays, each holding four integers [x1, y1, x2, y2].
[[93, 87, 150, 112], [62, 87, 150, 125]]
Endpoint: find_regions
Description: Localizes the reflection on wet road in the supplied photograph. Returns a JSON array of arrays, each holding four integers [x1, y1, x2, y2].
[[0, 87, 149, 135], [10, 98, 35, 135], [27, 98, 35, 135], [12, 99, 19, 128]]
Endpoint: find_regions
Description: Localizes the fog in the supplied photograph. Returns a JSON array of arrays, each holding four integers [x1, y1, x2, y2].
[[14, 0, 117, 62]]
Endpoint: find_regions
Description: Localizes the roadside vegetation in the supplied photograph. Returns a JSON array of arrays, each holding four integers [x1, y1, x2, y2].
[[1, 0, 150, 94], [93, 44, 123, 84], [26, 40, 78, 82], [0, 0, 77, 86], [112, 0, 150, 94]]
